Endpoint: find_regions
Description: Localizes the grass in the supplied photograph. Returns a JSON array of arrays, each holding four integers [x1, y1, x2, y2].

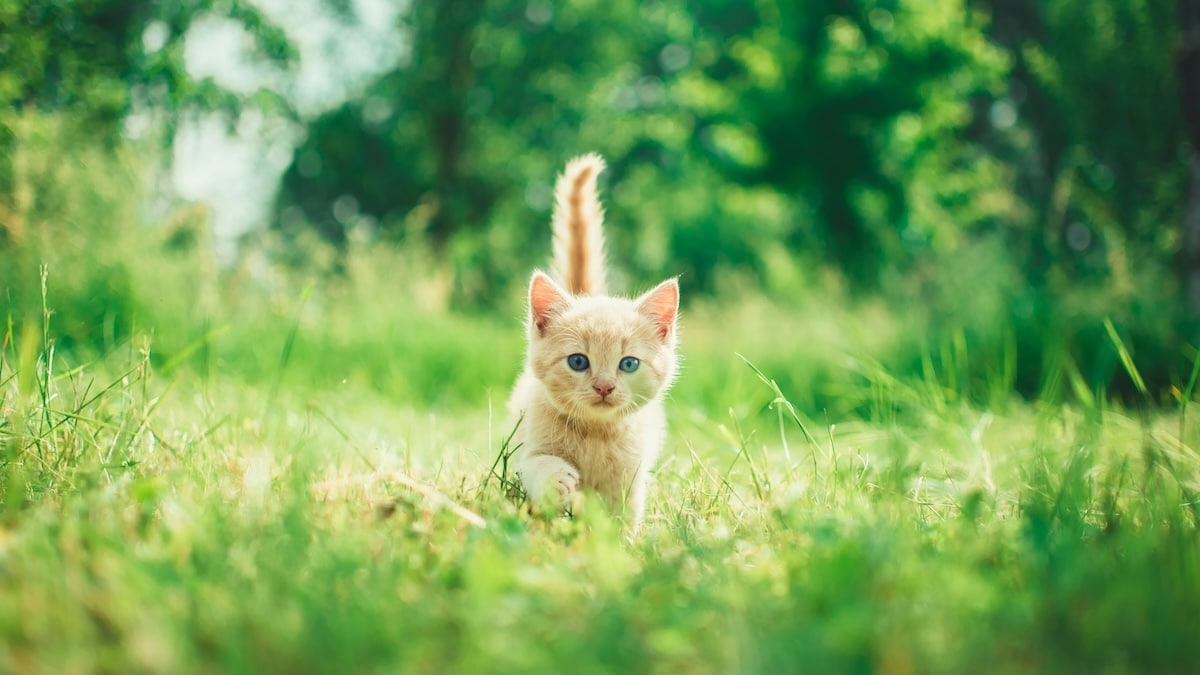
[[3, 265, 1200, 675], [3, 112, 1197, 674]]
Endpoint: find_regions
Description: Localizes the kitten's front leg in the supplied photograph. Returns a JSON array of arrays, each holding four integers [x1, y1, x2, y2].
[[517, 454, 580, 513]]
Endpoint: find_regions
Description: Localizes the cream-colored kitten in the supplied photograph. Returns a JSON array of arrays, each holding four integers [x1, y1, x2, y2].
[[508, 153, 679, 530]]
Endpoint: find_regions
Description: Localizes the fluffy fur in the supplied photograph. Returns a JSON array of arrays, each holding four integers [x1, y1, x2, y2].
[[509, 153, 680, 530]]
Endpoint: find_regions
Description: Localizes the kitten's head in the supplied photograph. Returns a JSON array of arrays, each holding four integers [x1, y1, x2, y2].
[[526, 271, 679, 422]]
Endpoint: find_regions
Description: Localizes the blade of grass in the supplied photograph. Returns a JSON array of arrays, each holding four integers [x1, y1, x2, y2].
[[264, 280, 315, 419], [1104, 318, 1148, 399], [737, 353, 821, 474]]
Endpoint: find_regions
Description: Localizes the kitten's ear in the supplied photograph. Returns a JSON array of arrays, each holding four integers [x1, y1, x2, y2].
[[529, 271, 570, 336], [636, 278, 679, 341]]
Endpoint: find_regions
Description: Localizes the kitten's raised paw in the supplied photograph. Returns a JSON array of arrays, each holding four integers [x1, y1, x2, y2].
[[517, 455, 581, 515], [550, 465, 580, 504]]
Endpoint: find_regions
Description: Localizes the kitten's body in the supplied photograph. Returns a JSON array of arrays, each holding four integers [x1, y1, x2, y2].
[[509, 154, 679, 529]]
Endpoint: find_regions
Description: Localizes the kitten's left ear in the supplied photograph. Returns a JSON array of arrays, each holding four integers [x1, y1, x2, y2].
[[636, 278, 679, 341]]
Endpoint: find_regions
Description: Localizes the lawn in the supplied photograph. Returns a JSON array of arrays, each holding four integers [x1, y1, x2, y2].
[[2, 270, 1198, 675]]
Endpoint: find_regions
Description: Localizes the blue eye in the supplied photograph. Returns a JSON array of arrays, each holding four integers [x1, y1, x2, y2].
[[567, 354, 590, 371], [619, 356, 640, 373]]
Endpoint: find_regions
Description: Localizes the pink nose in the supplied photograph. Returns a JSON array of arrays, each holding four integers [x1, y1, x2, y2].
[[593, 382, 615, 397]]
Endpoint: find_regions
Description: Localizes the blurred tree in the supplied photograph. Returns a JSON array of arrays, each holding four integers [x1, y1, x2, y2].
[[690, 0, 1011, 287], [278, 0, 1010, 297], [0, 0, 295, 128], [276, 0, 493, 252], [0, 0, 295, 244], [982, 0, 1191, 394], [986, 0, 1182, 272], [0, 0, 1193, 397], [277, 0, 728, 298]]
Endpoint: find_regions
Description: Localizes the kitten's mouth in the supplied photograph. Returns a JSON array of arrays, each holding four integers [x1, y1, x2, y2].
[[592, 396, 627, 411]]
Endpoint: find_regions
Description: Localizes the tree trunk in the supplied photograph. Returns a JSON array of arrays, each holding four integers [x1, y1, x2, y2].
[[1178, 0, 1200, 314], [421, 0, 482, 250], [1185, 155, 1200, 312]]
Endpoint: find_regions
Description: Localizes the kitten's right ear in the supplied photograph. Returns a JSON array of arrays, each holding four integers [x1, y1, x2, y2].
[[529, 271, 570, 336]]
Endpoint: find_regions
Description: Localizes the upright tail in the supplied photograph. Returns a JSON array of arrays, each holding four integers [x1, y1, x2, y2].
[[551, 153, 607, 296]]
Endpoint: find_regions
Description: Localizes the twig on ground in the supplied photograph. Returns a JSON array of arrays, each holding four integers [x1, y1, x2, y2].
[[314, 470, 487, 528]]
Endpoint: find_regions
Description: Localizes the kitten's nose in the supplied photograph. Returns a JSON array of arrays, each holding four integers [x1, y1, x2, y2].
[[593, 382, 615, 397]]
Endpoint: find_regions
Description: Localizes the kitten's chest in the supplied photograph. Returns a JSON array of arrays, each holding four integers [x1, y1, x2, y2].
[[558, 407, 663, 487], [564, 419, 641, 463]]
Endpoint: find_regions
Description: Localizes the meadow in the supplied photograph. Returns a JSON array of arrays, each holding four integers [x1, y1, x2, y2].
[[3, 0, 1199, 670], [3, 237, 1199, 674]]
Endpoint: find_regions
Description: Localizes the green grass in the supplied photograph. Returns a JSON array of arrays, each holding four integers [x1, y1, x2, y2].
[[3, 108, 1197, 675], [3, 273, 1200, 675]]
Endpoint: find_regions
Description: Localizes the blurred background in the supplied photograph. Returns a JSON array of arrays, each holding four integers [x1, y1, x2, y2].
[[1, 0, 1197, 409]]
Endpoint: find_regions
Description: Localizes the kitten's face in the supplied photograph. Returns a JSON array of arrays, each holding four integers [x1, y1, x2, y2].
[[527, 272, 678, 422]]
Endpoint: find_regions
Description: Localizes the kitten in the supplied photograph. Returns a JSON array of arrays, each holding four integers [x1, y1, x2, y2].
[[508, 153, 679, 530]]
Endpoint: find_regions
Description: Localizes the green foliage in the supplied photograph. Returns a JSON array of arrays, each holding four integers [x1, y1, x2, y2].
[[0, 0, 149, 129], [278, 0, 1013, 295], [0, 114, 518, 408], [700, 0, 1012, 283], [263, 0, 1197, 398], [970, 0, 1193, 400], [2, 0, 1195, 398], [0, 0, 295, 120], [0, 113, 218, 357], [0, 0, 296, 217]]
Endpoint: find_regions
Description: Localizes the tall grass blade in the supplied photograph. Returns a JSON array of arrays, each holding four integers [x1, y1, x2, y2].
[[1104, 318, 1148, 398], [737, 353, 820, 474]]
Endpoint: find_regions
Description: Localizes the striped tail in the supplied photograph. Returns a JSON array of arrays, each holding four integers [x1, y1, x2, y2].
[[551, 153, 607, 296]]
